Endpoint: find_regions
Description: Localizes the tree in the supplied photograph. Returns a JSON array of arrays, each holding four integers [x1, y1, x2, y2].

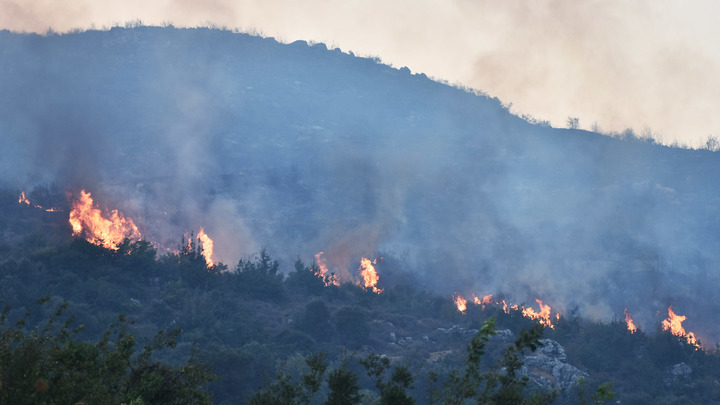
[[234, 248, 285, 300], [360, 353, 414, 405], [296, 299, 333, 341], [437, 318, 557, 405], [324, 366, 362, 405], [704, 135, 719, 151], [566, 117, 580, 129], [0, 298, 214, 405], [285, 258, 326, 296]]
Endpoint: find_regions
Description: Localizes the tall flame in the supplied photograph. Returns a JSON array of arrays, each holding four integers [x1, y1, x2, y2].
[[358, 257, 382, 294], [624, 308, 638, 334], [68, 190, 141, 250], [314, 252, 339, 286], [522, 299, 555, 329], [197, 227, 214, 267], [454, 293, 467, 313], [662, 306, 700, 348]]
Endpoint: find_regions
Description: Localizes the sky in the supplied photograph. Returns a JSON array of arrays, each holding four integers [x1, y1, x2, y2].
[[1, 0, 719, 147]]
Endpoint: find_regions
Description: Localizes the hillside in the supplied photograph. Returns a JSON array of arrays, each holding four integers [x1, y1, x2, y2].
[[1, 25, 720, 403]]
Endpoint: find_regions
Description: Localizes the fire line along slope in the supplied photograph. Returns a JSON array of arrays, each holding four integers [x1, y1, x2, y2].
[[2, 26, 720, 343]]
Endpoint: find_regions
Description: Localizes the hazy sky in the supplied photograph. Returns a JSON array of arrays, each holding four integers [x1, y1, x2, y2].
[[2, 0, 719, 146]]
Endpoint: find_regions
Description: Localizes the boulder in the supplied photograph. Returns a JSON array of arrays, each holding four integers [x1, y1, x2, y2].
[[522, 339, 587, 390], [664, 362, 693, 388]]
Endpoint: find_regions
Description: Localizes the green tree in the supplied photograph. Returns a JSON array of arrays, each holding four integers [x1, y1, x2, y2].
[[285, 258, 326, 296], [360, 352, 414, 405], [296, 299, 333, 341], [324, 366, 362, 405], [234, 248, 285, 300], [0, 298, 214, 405], [438, 318, 557, 405]]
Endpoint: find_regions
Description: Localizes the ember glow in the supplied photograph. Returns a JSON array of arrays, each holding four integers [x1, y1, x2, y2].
[[624, 308, 638, 334], [453, 293, 467, 314], [522, 299, 555, 329], [358, 257, 382, 294], [197, 227, 215, 267], [68, 190, 141, 250], [662, 306, 701, 349]]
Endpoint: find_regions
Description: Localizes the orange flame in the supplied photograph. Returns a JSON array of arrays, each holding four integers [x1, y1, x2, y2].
[[501, 299, 519, 314], [358, 257, 382, 294], [662, 306, 700, 349], [454, 293, 468, 313], [624, 308, 637, 334], [314, 252, 340, 286], [522, 299, 555, 329], [68, 190, 141, 250], [18, 191, 61, 212], [197, 227, 214, 267], [18, 191, 31, 205], [473, 294, 493, 310]]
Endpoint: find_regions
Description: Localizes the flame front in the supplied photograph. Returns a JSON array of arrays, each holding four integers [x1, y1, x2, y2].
[[197, 227, 215, 267], [522, 299, 555, 329], [662, 306, 700, 348], [68, 190, 141, 250], [313, 252, 339, 286], [358, 257, 382, 294], [18, 191, 60, 212], [473, 294, 493, 310], [454, 293, 467, 313], [18, 191, 30, 205], [624, 308, 637, 334]]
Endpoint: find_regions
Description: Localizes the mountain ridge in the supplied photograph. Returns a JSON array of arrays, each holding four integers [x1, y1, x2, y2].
[[1, 26, 720, 342]]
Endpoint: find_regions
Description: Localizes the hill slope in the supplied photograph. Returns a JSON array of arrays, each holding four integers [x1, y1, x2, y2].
[[1, 26, 720, 342]]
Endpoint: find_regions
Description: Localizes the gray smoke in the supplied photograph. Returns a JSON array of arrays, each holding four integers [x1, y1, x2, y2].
[[2, 27, 720, 345]]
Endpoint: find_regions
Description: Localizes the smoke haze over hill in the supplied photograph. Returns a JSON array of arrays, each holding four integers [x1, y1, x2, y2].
[[2, 27, 720, 345], [1, 1, 719, 147]]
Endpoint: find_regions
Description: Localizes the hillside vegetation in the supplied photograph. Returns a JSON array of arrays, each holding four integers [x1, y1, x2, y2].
[[2, 26, 720, 403]]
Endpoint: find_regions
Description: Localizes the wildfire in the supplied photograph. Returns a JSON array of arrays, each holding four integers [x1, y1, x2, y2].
[[314, 252, 340, 286], [624, 308, 638, 334], [501, 299, 519, 314], [18, 191, 61, 212], [454, 293, 468, 314], [68, 190, 141, 250], [473, 294, 493, 310], [18, 191, 30, 205], [662, 306, 700, 349], [197, 227, 214, 267], [358, 257, 382, 294], [522, 299, 555, 329]]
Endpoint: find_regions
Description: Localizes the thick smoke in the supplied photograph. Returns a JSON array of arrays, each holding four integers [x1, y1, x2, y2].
[[1, 1, 719, 146], [2, 27, 720, 345]]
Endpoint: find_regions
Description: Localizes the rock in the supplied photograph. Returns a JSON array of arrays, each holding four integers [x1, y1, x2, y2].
[[535, 339, 567, 362], [427, 350, 453, 364], [493, 329, 515, 343], [522, 339, 587, 390], [664, 362, 693, 387]]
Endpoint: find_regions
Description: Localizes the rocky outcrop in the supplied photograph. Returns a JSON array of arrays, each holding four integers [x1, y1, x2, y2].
[[521, 339, 588, 390], [664, 362, 693, 388]]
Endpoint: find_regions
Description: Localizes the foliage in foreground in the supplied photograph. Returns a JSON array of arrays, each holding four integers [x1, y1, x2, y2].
[[247, 318, 591, 405], [0, 297, 214, 405]]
